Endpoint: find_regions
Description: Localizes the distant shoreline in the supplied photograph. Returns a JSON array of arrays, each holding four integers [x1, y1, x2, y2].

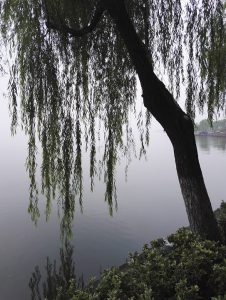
[[195, 132, 226, 138]]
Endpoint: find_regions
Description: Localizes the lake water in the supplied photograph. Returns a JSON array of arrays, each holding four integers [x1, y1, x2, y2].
[[1, 97, 226, 299]]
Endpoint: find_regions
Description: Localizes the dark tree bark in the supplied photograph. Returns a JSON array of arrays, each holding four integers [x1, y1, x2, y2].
[[107, 0, 220, 241], [47, 0, 221, 241]]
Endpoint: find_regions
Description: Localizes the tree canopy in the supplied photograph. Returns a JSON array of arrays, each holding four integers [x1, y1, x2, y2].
[[0, 0, 225, 236]]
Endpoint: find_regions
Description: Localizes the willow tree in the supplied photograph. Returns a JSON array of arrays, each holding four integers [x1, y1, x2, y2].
[[0, 0, 225, 240]]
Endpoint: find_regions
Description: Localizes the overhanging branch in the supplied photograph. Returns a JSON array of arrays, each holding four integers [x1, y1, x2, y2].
[[46, 0, 106, 37]]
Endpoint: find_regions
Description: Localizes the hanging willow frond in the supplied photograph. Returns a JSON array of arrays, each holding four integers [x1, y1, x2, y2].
[[0, 0, 225, 235]]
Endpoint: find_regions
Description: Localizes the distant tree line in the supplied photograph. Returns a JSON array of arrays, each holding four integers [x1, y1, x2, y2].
[[196, 119, 226, 132]]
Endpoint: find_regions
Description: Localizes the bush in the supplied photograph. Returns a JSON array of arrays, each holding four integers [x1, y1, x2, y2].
[[30, 228, 226, 299], [85, 228, 226, 300]]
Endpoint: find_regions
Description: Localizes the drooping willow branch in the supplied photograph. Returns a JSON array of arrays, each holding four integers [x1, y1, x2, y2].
[[46, 0, 106, 37]]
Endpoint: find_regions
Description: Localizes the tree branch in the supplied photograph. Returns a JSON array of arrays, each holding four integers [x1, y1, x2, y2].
[[46, 0, 106, 37]]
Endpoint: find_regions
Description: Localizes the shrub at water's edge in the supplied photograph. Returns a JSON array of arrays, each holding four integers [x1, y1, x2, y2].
[[29, 202, 226, 299], [31, 226, 226, 299], [78, 229, 226, 300]]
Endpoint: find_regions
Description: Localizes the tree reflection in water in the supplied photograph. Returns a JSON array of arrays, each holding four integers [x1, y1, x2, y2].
[[195, 136, 226, 152], [29, 241, 84, 300]]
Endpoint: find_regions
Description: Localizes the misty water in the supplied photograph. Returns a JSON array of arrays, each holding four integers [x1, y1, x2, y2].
[[1, 94, 226, 299]]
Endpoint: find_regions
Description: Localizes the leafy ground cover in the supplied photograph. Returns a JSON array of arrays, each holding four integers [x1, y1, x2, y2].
[[30, 202, 226, 300]]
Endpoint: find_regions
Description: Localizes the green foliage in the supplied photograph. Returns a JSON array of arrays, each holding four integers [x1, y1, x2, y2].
[[0, 0, 225, 232], [215, 201, 226, 221], [88, 229, 226, 299], [30, 229, 226, 299], [214, 201, 226, 243]]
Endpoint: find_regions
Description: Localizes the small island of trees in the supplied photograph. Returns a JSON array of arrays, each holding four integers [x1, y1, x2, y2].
[[195, 119, 226, 136]]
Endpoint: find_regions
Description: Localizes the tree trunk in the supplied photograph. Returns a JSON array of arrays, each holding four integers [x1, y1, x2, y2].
[[107, 0, 220, 241]]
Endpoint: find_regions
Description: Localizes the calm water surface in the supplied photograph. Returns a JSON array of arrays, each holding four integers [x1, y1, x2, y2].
[[0, 98, 226, 299]]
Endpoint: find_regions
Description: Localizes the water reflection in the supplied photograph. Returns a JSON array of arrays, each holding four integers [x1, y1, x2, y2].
[[195, 136, 226, 152], [29, 241, 82, 300]]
